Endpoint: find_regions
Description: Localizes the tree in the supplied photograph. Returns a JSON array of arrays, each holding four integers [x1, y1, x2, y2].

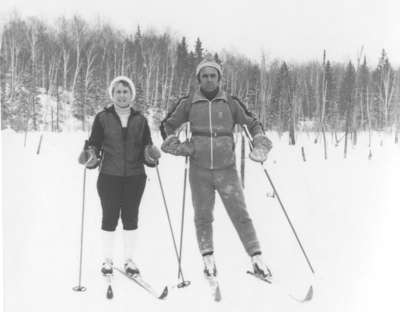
[[372, 50, 395, 129], [194, 37, 203, 64], [339, 62, 356, 158]]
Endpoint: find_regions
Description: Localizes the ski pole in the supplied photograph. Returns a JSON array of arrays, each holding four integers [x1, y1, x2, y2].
[[242, 126, 315, 274], [177, 125, 191, 287], [155, 165, 190, 288], [73, 165, 89, 292], [176, 154, 189, 285]]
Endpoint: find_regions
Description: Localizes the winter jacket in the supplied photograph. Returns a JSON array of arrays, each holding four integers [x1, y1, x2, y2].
[[88, 105, 153, 176], [161, 88, 264, 169]]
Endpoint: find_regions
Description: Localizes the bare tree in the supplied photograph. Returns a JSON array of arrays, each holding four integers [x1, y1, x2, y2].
[[71, 16, 88, 94]]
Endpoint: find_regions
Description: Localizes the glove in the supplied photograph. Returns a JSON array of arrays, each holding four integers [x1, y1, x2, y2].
[[144, 144, 161, 166], [161, 135, 180, 154], [78, 142, 100, 169], [249, 134, 272, 163], [175, 141, 194, 156], [161, 135, 194, 157]]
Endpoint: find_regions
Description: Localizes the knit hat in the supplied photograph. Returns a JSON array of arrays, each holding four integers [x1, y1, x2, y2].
[[108, 76, 136, 101], [195, 58, 222, 80]]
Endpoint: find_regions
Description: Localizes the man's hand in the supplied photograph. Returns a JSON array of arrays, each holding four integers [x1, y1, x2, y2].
[[161, 135, 194, 156], [249, 134, 272, 163]]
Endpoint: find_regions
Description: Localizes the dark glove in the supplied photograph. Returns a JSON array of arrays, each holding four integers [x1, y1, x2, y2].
[[249, 134, 272, 163], [78, 141, 100, 169], [144, 144, 161, 166], [161, 135, 194, 157]]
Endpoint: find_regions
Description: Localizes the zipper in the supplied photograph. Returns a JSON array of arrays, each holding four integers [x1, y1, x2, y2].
[[124, 112, 134, 176], [112, 108, 133, 177], [208, 100, 214, 169]]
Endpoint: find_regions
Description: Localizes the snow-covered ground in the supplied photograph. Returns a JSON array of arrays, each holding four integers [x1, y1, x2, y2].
[[2, 129, 400, 312]]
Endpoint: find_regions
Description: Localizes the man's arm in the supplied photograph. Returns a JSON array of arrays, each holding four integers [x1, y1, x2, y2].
[[231, 96, 264, 137], [161, 97, 190, 139], [160, 97, 194, 156], [231, 96, 272, 163]]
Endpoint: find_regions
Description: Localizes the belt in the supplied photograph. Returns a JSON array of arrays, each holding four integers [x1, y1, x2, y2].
[[191, 131, 233, 138]]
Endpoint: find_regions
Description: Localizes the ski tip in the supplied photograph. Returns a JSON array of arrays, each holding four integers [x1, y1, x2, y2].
[[106, 285, 114, 299], [214, 286, 222, 302], [303, 285, 313, 302], [158, 286, 168, 300], [292, 284, 313, 303]]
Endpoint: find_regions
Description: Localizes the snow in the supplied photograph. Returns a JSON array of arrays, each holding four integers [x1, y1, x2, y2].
[[2, 130, 400, 312]]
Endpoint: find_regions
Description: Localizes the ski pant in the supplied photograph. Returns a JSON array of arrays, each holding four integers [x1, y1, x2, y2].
[[189, 163, 261, 257], [97, 173, 146, 231]]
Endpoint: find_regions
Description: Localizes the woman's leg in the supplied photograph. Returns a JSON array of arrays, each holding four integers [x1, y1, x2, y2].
[[120, 174, 146, 265], [97, 173, 123, 268]]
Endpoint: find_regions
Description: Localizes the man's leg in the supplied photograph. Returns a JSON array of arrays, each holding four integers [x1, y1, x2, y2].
[[214, 165, 272, 278], [189, 164, 216, 256], [214, 165, 261, 256]]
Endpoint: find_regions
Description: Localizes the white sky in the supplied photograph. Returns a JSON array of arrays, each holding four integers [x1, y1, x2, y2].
[[1, 0, 400, 66]]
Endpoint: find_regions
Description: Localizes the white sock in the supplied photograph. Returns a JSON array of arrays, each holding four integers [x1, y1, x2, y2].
[[123, 230, 138, 262], [102, 230, 116, 263]]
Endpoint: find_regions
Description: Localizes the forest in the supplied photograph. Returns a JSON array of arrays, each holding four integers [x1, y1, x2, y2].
[[1, 14, 399, 147]]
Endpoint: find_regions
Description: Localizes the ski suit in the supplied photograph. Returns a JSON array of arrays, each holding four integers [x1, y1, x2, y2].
[[161, 88, 266, 256]]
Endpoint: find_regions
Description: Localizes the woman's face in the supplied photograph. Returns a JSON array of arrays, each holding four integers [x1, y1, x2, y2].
[[112, 82, 132, 107]]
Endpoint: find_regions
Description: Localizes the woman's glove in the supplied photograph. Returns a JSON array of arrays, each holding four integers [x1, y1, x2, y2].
[[144, 144, 161, 166], [78, 140, 100, 169]]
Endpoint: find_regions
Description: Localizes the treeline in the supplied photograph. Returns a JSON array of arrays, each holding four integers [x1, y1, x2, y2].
[[1, 14, 399, 140]]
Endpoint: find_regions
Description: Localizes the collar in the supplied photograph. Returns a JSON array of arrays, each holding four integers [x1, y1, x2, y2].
[[105, 105, 138, 116], [192, 87, 228, 103], [114, 104, 131, 115]]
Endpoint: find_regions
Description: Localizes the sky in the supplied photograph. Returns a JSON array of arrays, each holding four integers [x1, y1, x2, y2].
[[1, 0, 400, 66]]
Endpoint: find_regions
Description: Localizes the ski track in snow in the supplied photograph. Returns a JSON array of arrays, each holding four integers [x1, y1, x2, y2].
[[2, 130, 400, 312]]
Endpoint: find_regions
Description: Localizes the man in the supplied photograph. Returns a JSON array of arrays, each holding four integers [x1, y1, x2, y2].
[[160, 57, 273, 282]]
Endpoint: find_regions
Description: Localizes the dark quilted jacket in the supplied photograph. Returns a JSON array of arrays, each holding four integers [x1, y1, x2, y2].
[[88, 105, 153, 176]]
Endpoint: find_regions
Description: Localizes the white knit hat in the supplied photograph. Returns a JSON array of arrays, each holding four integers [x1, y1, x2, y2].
[[108, 76, 136, 101], [195, 59, 222, 79]]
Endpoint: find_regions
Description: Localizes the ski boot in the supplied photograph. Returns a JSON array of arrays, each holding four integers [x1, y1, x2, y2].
[[203, 254, 217, 278], [251, 254, 272, 281], [124, 259, 140, 277], [203, 253, 221, 301], [101, 258, 113, 276]]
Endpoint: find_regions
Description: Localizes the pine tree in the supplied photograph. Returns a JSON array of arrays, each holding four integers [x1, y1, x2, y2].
[[175, 37, 189, 95], [214, 53, 222, 65], [339, 61, 356, 157], [372, 49, 395, 129], [194, 37, 203, 64], [324, 61, 336, 128], [358, 56, 370, 129]]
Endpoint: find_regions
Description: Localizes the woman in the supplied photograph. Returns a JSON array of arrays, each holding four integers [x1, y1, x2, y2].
[[78, 76, 161, 277]]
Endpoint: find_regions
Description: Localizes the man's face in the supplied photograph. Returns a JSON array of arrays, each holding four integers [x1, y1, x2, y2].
[[199, 67, 219, 93]]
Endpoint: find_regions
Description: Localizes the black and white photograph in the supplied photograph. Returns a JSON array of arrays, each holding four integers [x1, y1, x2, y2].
[[1, 0, 399, 311]]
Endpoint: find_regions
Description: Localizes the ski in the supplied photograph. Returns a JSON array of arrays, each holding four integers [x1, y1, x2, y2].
[[103, 273, 114, 299], [204, 275, 222, 302], [247, 271, 313, 303], [115, 268, 168, 300]]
